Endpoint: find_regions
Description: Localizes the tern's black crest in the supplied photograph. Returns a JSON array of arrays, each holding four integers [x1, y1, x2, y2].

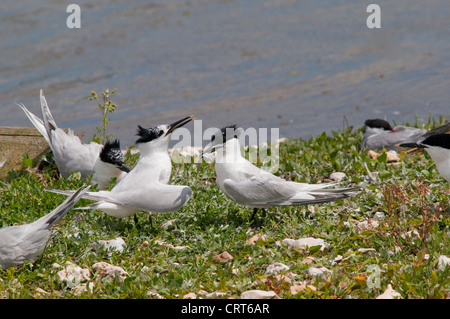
[[135, 125, 164, 144], [364, 119, 393, 131], [211, 124, 240, 143], [100, 139, 125, 166], [421, 134, 450, 150]]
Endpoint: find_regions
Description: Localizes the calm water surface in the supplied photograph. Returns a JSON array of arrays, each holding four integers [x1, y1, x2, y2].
[[1, 0, 450, 147]]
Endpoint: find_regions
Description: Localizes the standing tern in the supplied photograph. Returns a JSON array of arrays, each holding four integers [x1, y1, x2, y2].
[[360, 119, 450, 152], [0, 185, 90, 269], [399, 134, 450, 183], [202, 125, 360, 220], [17, 90, 129, 187], [48, 116, 195, 225]]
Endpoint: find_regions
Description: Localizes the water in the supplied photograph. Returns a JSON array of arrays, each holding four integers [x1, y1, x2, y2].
[[1, 0, 450, 147]]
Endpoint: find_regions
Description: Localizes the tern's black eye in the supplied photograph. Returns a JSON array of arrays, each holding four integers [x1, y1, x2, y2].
[[135, 125, 164, 144], [100, 139, 125, 165]]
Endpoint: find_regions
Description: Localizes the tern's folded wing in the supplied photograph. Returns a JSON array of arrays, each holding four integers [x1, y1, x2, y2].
[[49, 129, 102, 177], [111, 184, 192, 213], [234, 161, 343, 192], [222, 176, 359, 207], [222, 177, 297, 206], [362, 128, 427, 151]]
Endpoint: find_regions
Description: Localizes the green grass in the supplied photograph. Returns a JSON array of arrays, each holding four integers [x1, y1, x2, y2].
[[1, 118, 449, 299]]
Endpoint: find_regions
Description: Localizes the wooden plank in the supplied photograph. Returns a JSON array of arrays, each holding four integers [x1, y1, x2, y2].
[[0, 127, 50, 179], [0, 126, 44, 136]]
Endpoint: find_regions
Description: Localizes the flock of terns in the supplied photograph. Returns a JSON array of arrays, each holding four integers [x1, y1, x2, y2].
[[1, 89, 450, 270]]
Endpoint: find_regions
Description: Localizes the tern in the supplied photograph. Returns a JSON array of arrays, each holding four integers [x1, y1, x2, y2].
[[202, 125, 360, 220], [361, 119, 450, 152], [399, 134, 450, 183], [17, 90, 129, 187], [92, 139, 130, 189], [48, 116, 195, 225], [0, 185, 90, 269]]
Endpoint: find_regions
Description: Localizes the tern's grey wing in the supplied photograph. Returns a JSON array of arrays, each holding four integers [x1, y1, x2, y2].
[[38, 185, 91, 229], [49, 129, 103, 178], [361, 132, 398, 151], [47, 189, 125, 206], [221, 177, 297, 206], [233, 158, 348, 192], [39, 90, 102, 177], [110, 184, 192, 213], [269, 192, 358, 207], [49, 184, 192, 213], [361, 128, 426, 151], [222, 177, 359, 208], [17, 102, 50, 145], [389, 127, 427, 146], [0, 225, 45, 269], [225, 158, 287, 183], [422, 122, 450, 138], [0, 185, 90, 269], [392, 126, 427, 138], [229, 159, 344, 194]]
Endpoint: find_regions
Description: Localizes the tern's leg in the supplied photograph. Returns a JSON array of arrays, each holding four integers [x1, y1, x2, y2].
[[134, 213, 154, 228], [250, 208, 267, 223], [250, 208, 258, 221], [149, 213, 154, 229]]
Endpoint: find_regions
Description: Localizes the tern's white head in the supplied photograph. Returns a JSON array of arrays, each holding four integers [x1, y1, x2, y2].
[[135, 116, 195, 155], [202, 124, 245, 162]]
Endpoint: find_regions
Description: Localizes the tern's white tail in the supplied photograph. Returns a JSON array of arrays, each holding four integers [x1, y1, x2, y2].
[[40, 185, 91, 230], [17, 89, 60, 147], [17, 102, 50, 145], [39, 89, 59, 144]]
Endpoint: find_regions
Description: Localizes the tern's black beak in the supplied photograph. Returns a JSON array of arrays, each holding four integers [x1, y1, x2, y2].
[[165, 115, 195, 137], [398, 142, 425, 149], [200, 150, 214, 158], [118, 163, 131, 173]]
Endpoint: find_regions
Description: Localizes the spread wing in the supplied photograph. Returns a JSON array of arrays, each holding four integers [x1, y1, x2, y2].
[[48, 184, 192, 213]]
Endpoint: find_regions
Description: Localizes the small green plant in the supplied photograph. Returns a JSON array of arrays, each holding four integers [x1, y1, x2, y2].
[[89, 89, 118, 144], [1, 116, 449, 299]]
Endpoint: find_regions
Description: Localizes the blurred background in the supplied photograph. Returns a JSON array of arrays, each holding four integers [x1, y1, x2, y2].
[[1, 0, 450, 147]]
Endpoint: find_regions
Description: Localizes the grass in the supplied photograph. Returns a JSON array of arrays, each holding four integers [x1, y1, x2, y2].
[[0, 117, 449, 299]]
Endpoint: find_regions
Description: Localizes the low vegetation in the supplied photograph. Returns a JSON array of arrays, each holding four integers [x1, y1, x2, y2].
[[0, 116, 449, 299]]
